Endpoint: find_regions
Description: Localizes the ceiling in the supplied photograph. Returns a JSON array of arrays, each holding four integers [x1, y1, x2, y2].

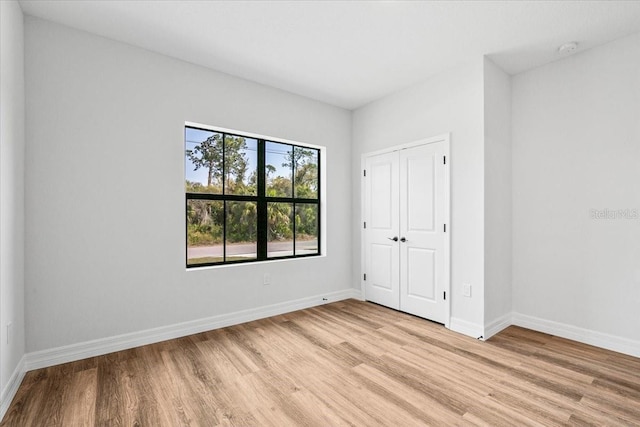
[[18, 1, 640, 110]]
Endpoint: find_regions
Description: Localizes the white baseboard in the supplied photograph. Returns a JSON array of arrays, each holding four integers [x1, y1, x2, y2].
[[449, 317, 484, 339], [0, 356, 26, 422], [512, 312, 640, 358], [484, 312, 512, 340], [25, 288, 361, 372], [350, 287, 365, 301]]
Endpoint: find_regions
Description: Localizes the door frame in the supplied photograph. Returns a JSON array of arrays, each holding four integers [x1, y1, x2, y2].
[[360, 133, 451, 329]]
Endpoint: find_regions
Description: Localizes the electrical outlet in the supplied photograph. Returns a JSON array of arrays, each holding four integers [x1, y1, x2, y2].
[[263, 273, 271, 285], [463, 283, 472, 297]]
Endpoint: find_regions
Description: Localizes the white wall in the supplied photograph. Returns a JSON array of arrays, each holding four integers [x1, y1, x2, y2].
[[24, 17, 353, 353], [512, 32, 640, 346], [20, 8, 640, 367], [0, 0, 26, 400], [352, 60, 486, 336], [483, 58, 512, 331]]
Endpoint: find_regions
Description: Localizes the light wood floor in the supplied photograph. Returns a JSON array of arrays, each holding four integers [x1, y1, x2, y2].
[[2, 299, 640, 426]]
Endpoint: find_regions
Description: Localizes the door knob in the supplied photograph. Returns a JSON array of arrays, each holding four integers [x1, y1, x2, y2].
[[388, 236, 398, 242], [400, 237, 407, 242]]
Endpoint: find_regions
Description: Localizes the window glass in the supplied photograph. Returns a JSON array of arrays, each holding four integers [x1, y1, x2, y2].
[[266, 141, 292, 197], [185, 128, 223, 194], [224, 135, 257, 196], [186, 200, 224, 265], [267, 202, 294, 258], [294, 147, 319, 199], [226, 201, 258, 261], [185, 125, 321, 267], [295, 203, 318, 255]]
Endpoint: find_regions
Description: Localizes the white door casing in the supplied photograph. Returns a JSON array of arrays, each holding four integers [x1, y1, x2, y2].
[[362, 135, 450, 325]]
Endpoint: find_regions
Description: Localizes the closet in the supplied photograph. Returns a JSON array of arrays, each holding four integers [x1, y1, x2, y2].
[[362, 136, 450, 324]]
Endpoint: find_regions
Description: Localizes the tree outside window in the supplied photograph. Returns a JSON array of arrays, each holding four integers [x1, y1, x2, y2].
[[185, 126, 320, 267]]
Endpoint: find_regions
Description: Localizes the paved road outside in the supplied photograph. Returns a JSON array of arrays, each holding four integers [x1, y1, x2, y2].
[[188, 239, 317, 259]]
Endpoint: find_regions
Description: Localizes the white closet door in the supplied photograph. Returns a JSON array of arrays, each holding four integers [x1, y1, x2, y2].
[[399, 142, 447, 323], [364, 151, 400, 310]]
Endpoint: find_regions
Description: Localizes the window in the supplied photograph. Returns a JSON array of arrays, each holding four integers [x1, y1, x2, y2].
[[185, 125, 320, 267]]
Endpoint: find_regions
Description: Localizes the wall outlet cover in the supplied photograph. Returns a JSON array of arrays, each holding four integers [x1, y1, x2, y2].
[[463, 283, 472, 297]]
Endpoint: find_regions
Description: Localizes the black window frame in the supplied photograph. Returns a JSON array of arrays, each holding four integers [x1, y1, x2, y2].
[[185, 125, 321, 268]]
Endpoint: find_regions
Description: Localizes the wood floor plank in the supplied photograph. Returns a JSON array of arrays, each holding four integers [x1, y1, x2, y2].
[[1, 370, 49, 426], [2, 299, 640, 426], [93, 356, 128, 426], [352, 362, 459, 425], [58, 367, 97, 427]]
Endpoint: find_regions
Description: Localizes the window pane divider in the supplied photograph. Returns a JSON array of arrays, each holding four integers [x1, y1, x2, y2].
[[185, 126, 320, 268]]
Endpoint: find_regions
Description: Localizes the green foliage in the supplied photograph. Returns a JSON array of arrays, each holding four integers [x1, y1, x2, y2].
[[294, 162, 318, 198], [185, 180, 222, 194], [226, 201, 257, 243], [186, 199, 258, 245], [295, 204, 317, 239], [186, 200, 223, 246], [186, 137, 319, 249], [268, 203, 293, 241], [224, 135, 250, 192], [266, 176, 292, 197], [290, 147, 318, 199]]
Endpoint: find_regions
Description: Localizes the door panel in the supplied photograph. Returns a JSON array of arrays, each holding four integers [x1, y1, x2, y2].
[[406, 154, 435, 232], [364, 152, 400, 310], [370, 162, 393, 229], [399, 142, 447, 323], [406, 248, 435, 300], [370, 244, 394, 290]]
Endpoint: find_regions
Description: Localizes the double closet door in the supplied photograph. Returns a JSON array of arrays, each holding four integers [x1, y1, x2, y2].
[[363, 139, 449, 324]]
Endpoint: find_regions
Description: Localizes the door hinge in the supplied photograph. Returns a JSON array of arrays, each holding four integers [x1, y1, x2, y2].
[[364, 221, 367, 229], [363, 170, 366, 177], [443, 291, 446, 300], [364, 273, 367, 281], [443, 156, 446, 165], [444, 224, 447, 232]]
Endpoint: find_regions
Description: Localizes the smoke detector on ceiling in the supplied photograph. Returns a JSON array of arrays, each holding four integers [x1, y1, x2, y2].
[[558, 42, 579, 55]]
